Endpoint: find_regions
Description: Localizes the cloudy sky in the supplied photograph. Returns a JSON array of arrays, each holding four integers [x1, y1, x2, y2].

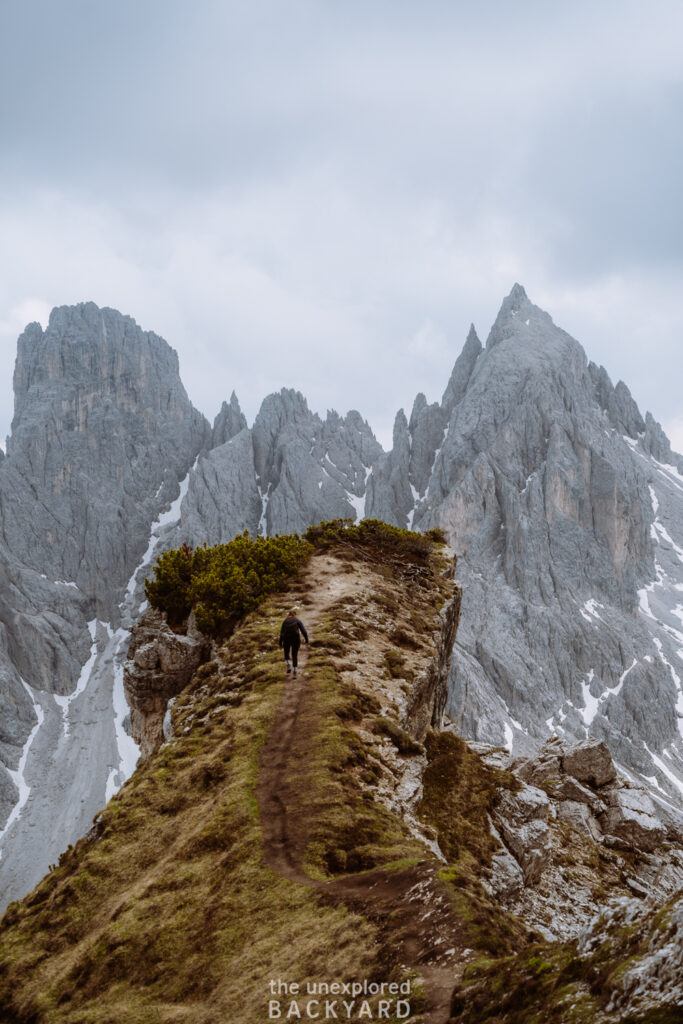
[[1, 0, 681, 449]]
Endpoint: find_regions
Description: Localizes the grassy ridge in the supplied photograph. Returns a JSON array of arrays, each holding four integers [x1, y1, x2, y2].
[[0, 526, 451, 1023], [0, 598, 389, 1023], [2, 521, 619, 1023]]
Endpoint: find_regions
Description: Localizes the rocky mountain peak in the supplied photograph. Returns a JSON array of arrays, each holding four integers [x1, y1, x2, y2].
[[486, 283, 555, 350], [1, 302, 210, 606], [588, 361, 646, 438], [10, 302, 195, 463], [366, 286, 683, 806], [392, 408, 409, 446]]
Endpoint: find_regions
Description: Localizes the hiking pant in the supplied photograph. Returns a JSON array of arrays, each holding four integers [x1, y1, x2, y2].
[[283, 637, 301, 668]]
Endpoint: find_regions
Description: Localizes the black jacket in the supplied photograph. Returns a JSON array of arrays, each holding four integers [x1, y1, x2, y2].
[[279, 616, 309, 645]]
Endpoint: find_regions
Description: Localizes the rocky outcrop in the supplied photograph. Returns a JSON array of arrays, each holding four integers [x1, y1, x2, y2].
[[364, 410, 414, 527], [177, 428, 263, 545], [600, 788, 667, 853], [473, 736, 683, 939], [494, 784, 551, 884], [561, 739, 617, 788], [212, 391, 247, 447], [124, 608, 211, 760], [576, 897, 683, 1020], [168, 390, 382, 547], [402, 560, 461, 740], [441, 325, 482, 415]]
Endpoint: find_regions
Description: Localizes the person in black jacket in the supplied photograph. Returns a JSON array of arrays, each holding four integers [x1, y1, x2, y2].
[[279, 608, 309, 677]]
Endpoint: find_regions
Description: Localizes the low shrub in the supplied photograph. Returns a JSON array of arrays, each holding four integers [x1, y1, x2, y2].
[[304, 518, 444, 563], [145, 519, 446, 639], [145, 532, 313, 636]]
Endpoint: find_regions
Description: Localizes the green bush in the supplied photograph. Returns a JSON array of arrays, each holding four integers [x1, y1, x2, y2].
[[145, 532, 313, 636], [143, 542, 207, 622], [145, 519, 446, 640]]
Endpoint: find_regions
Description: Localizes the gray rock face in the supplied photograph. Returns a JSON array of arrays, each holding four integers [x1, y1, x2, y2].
[[172, 389, 382, 546], [494, 783, 552, 884], [577, 897, 683, 1019], [441, 325, 482, 415], [365, 397, 447, 528], [369, 284, 683, 803], [177, 427, 263, 545], [402, 561, 461, 740], [212, 391, 247, 447], [589, 361, 646, 438], [365, 410, 414, 527], [556, 799, 602, 840], [478, 737, 683, 939], [600, 788, 667, 852], [2, 303, 210, 616]]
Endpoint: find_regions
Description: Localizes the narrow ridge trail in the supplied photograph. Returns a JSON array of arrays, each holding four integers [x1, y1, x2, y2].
[[258, 555, 466, 1024]]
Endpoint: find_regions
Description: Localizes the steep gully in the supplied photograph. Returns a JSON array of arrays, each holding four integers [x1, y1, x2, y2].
[[257, 557, 464, 1024]]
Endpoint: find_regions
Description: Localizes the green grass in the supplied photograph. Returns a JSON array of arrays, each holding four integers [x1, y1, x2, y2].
[[372, 717, 424, 756], [0, 598, 389, 1023], [418, 731, 518, 867]]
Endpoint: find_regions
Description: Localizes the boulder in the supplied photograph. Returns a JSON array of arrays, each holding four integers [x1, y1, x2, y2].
[[485, 818, 524, 899], [514, 740, 606, 812], [516, 749, 563, 790], [599, 787, 666, 853], [562, 740, 617, 789], [554, 776, 606, 814]]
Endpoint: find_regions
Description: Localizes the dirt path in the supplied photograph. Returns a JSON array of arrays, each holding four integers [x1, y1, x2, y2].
[[258, 555, 465, 1024]]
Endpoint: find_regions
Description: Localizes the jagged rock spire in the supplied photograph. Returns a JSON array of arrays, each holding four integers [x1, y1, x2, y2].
[[442, 324, 482, 415], [212, 391, 247, 447]]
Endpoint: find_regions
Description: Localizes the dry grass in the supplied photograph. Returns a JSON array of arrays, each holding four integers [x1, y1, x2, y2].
[[0, 597, 385, 1023]]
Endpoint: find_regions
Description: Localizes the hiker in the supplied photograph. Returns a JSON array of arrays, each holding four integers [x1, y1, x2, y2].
[[279, 608, 309, 677]]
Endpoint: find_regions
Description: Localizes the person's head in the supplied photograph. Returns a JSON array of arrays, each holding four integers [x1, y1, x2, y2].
[[288, 607, 298, 617]]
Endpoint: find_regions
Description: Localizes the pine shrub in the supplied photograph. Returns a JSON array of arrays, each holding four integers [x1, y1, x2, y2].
[[145, 532, 313, 636]]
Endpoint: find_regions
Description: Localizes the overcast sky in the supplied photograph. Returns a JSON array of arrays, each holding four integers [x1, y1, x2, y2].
[[0, 0, 681, 450]]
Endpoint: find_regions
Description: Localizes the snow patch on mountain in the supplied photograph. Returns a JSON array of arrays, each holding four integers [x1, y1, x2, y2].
[[53, 620, 98, 736], [0, 680, 45, 858]]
